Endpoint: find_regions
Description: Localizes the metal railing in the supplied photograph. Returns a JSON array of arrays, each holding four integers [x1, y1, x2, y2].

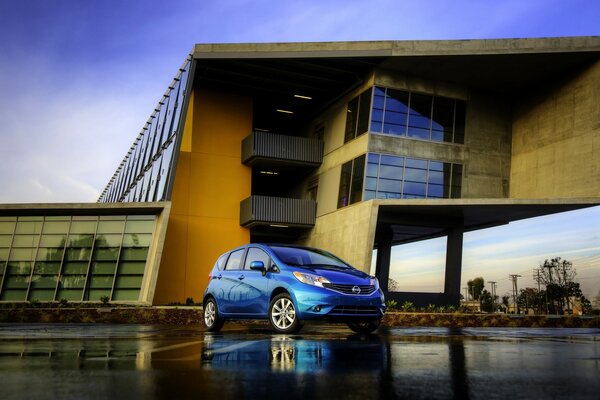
[[241, 131, 323, 166], [240, 195, 317, 228]]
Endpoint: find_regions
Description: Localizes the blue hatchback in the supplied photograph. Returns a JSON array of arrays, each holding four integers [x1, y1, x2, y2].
[[203, 244, 386, 334]]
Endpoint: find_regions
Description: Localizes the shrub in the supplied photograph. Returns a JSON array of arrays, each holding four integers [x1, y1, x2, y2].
[[185, 297, 195, 306], [58, 298, 69, 308], [100, 296, 110, 306], [401, 301, 415, 312], [385, 300, 398, 311]]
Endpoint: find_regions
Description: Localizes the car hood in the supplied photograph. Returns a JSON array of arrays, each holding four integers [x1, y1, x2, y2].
[[295, 265, 372, 284]]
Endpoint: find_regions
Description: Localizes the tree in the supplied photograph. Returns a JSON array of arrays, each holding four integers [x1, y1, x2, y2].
[[537, 257, 585, 314], [517, 288, 543, 314], [480, 289, 497, 313], [467, 277, 485, 301]]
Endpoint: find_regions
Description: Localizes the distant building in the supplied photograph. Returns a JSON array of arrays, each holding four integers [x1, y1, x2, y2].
[[1, 38, 600, 305]]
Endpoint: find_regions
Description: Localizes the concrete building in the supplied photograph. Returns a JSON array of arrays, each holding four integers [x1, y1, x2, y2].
[[1, 37, 600, 305]]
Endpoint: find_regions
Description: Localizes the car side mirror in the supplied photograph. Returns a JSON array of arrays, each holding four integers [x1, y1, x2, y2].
[[249, 261, 267, 276]]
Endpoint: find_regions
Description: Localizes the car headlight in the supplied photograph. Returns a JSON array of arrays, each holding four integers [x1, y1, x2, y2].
[[293, 271, 330, 287], [370, 276, 379, 287]]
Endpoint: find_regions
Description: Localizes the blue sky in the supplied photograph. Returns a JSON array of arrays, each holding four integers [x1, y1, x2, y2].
[[0, 0, 599, 299]]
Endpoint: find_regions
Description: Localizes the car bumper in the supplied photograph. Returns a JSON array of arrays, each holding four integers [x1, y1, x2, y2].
[[292, 285, 386, 321]]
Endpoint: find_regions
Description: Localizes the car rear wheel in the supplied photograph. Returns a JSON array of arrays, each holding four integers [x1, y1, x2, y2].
[[204, 298, 224, 332], [269, 293, 302, 334], [347, 319, 381, 334]]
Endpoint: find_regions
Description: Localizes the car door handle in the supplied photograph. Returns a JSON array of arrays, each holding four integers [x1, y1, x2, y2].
[[238, 275, 245, 280]]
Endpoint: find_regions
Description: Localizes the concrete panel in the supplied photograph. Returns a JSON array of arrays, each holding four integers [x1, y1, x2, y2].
[[301, 201, 378, 273], [511, 60, 600, 198], [315, 166, 341, 217], [368, 134, 465, 163]]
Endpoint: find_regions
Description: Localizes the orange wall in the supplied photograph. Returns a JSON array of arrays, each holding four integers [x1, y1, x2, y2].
[[153, 88, 252, 304]]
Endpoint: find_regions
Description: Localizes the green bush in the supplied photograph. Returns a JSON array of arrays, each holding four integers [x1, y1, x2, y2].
[[385, 300, 398, 311], [401, 301, 415, 312]]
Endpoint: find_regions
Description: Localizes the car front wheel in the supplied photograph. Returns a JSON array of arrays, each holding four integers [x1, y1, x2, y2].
[[269, 293, 302, 334], [347, 319, 381, 334], [204, 298, 224, 332]]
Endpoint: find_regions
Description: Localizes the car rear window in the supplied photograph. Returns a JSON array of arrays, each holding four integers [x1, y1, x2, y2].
[[224, 249, 244, 270]]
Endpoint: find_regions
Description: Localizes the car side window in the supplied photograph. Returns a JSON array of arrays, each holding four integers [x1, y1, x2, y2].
[[215, 254, 228, 271], [244, 248, 271, 270], [224, 249, 244, 270]]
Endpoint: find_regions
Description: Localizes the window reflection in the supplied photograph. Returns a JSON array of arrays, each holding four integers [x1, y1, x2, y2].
[[370, 86, 466, 144]]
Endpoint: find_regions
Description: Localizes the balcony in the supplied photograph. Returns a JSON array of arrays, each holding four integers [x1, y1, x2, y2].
[[241, 131, 323, 168], [240, 195, 317, 228]]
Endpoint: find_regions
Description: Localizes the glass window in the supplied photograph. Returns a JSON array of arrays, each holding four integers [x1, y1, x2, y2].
[[70, 220, 97, 234], [371, 86, 466, 144], [244, 248, 271, 270], [337, 161, 353, 208], [214, 254, 228, 271], [350, 155, 365, 204], [119, 262, 145, 275], [0, 221, 16, 235], [36, 248, 65, 262], [9, 248, 36, 261], [42, 220, 70, 234], [120, 248, 149, 261], [112, 289, 140, 301], [12, 235, 40, 248], [15, 220, 43, 235], [225, 249, 244, 270], [97, 220, 125, 234], [122, 233, 152, 247], [125, 219, 154, 234], [39, 234, 67, 248], [68, 234, 94, 247], [0, 248, 9, 261], [94, 248, 120, 261], [91, 261, 117, 275], [95, 234, 122, 247], [344, 97, 359, 143]]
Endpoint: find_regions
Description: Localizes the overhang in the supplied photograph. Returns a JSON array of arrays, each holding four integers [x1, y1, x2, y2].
[[372, 198, 600, 246], [0, 202, 169, 216], [191, 37, 600, 122]]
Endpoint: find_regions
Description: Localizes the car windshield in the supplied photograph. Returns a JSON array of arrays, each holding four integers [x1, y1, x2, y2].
[[269, 246, 351, 269]]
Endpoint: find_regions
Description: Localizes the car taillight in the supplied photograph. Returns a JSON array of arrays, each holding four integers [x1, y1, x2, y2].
[[207, 274, 212, 284]]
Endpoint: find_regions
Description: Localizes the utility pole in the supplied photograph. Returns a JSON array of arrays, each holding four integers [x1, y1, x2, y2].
[[533, 269, 542, 314], [488, 281, 497, 311], [463, 287, 469, 302], [509, 274, 522, 314]]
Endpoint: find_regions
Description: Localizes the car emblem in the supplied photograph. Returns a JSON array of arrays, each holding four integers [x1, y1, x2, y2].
[[352, 286, 361, 294]]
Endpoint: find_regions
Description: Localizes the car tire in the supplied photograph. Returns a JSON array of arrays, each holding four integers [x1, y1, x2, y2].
[[269, 293, 302, 334], [204, 298, 224, 332], [347, 319, 381, 334]]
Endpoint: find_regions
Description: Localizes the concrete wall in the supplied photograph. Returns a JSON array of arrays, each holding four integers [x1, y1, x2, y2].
[[461, 91, 512, 198], [299, 201, 379, 273], [511, 60, 600, 198], [153, 88, 252, 304]]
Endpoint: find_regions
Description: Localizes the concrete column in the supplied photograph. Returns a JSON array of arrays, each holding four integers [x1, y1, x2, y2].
[[444, 225, 464, 305], [375, 226, 393, 293]]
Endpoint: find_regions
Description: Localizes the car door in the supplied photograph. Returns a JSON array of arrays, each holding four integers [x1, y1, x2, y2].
[[216, 248, 246, 314], [240, 247, 272, 316]]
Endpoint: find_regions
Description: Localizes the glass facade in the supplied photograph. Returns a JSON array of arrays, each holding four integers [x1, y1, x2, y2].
[[371, 86, 466, 143], [338, 153, 462, 208], [98, 55, 194, 203], [364, 153, 462, 200], [0, 215, 155, 302], [344, 86, 466, 145]]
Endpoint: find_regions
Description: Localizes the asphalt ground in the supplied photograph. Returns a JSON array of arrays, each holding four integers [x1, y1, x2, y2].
[[0, 323, 599, 399]]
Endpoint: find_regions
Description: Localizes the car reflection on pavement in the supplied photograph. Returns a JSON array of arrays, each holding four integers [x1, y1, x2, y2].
[[200, 334, 388, 374]]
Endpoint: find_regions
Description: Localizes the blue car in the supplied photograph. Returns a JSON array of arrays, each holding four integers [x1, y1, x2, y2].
[[203, 244, 386, 334]]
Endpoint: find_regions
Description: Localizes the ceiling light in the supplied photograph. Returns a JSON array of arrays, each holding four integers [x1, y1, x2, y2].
[[260, 171, 280, 175], [276, 109, 294, 114], [294, 94, 312, 100], [269, 224, 289, 228]]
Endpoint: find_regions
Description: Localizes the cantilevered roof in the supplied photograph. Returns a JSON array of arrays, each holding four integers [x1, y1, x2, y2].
[[372, 198, 600, 246], [192, 37, 600, 119]]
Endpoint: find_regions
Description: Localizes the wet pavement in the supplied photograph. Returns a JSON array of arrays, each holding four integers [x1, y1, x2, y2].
[[0, 323, 599, 399]]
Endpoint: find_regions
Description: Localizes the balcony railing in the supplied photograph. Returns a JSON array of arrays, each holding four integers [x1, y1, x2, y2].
[[240, 195, 317, 228], [241, 131, 323, 167]]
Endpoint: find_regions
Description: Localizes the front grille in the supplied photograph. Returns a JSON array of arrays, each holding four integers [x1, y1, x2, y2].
[[329, 306, 381, 316], [322, 283, 375, 295]]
